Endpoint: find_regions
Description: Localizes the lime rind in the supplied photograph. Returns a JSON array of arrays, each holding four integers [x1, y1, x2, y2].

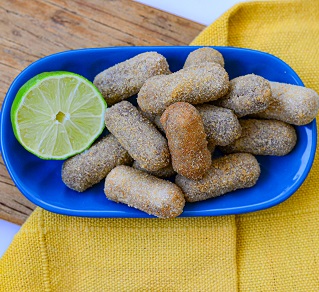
[[11, 71, 107, 160]]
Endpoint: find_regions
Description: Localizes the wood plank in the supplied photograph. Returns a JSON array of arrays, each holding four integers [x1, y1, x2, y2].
[[0, 0, 204, 224]]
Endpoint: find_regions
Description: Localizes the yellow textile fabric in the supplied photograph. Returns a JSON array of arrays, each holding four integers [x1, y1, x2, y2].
[[193, 0, 319, 290], [1, 1, 319, 291], [0, 210, 237, 291]]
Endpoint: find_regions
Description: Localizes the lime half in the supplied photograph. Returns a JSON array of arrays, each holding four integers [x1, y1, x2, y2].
[[11, 71, 107, 160]]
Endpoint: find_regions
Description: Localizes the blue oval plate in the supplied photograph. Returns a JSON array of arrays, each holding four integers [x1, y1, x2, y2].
[[0, 46, 317, 218]]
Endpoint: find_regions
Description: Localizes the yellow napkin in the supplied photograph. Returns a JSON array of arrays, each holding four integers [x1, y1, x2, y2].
[[1, 1, 319, 291], [192, 0, 319, 290]]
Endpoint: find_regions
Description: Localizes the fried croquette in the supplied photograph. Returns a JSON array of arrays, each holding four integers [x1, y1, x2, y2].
[[220, 119, 297, 156], [215, 74, 271, 117], [104, 166, 185, 218], [94, 52, 171, 105], [137, 63, 229, 115], [175, 153, 260, 202], [104, 101, 170, 171], [62, 134, 133, 192], [252, 81, 319, 125], [160, 102, 211, 180], [183, 47, 225, 68]]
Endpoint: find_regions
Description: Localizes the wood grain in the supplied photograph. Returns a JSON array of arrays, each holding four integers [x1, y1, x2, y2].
[[0, 0, 204, 225]]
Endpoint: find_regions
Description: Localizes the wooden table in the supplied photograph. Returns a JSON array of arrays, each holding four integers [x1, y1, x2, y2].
[[0, 0, 204, 225]]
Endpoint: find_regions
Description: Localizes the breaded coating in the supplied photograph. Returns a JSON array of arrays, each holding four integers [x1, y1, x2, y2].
[[161, 102, 212, 180], [137, 106, 165, 132], [137, 63, 229, 115], [132, 160, 176, 178], [196, 104, 241, 146], [104, 166, 185, 218], [153, 115, 165, 132], [183, 47, 225, 68], [215, 74, 271, 117], [252, 81, 319, 125], [62, 134, 133, 192], [94, 52, 171, 106], [175, 153, 260, 202], [220, 119, 297, 156], [137, 105, 156, 122], [104, 101, 170, 171]]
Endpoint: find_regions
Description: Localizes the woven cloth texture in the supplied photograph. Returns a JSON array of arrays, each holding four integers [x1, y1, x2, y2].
[[1, 1, 319, 291], [192, 0, 319, 290]]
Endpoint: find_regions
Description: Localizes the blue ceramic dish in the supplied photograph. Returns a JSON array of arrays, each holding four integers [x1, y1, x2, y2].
[[0, 46, 316, 217]]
